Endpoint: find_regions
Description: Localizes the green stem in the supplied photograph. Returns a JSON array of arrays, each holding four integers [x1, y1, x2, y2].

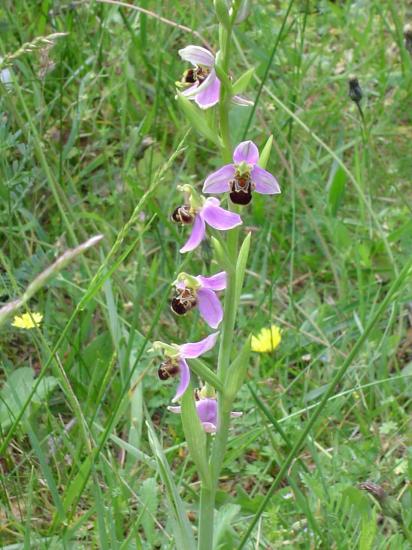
[[219, 94, 232, 162], [217, 265, 237, 377], [197, 5, 243, 549], [218, 25, 232, 162], [197, 247, 239, 547], [210, 397, 233, 484], [198, 487, 215, 550], [210, 221, 240, 484]]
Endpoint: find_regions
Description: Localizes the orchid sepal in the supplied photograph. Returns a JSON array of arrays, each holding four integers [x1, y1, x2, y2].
[[151, 341, 180, 358], [177, 184, 203, 210], [172, 271, 227, 328], [178, 45, 252, 111], [178, 198, 242, 254], [173, 272, 201, 290]]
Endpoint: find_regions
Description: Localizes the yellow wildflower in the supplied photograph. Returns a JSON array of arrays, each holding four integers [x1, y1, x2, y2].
[[12, 312, 43, 329], [251, 325, 281, 353]]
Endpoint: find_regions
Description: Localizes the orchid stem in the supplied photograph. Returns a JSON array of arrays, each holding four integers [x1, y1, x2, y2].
[[219, 94, 232, 162], [210, 397, 233, 482], [218, 20, 233, 162], [197, 5, 244, 549], [198, 487, 215, 550]]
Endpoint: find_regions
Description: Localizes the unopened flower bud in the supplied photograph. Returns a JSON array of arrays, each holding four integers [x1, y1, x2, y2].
[[348, 76, 363, 104], [235, 0, 250, 24], [404, 24, 412, 55], [359, 481, 402, 522], [214, 0, 230, 28], [358, 481, 386, 501]]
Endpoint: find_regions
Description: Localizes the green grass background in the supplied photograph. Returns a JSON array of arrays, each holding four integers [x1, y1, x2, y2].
[[0, 0, 411, 548]]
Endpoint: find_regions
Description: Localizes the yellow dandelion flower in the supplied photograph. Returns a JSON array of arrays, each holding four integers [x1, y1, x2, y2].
[[11, 311, 43, 330], [251, 325, 281, 353]]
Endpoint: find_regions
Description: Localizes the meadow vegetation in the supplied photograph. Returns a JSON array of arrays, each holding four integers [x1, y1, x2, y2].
[[0, 0, 411, 548]]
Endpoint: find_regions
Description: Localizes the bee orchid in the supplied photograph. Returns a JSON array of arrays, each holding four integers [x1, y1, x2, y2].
[[152, 332, 219, 402], [178, 45, 221, 110], [171, 271, 227, 329], [178, 45, 253, 109], [203, 140, 281, 205], [168, 397, 242, 433], [172, 196, 242, 253]]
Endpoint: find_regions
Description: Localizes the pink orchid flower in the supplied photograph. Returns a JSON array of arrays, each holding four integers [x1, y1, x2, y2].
[[172, 271, 227, 329], [154, 332, 219, 402], [169, 397, 242, 433], [203, 140, 281, 205], [178, 45, 253, 110], [172, 197, 242, 254], [179, 45, 221, 110]]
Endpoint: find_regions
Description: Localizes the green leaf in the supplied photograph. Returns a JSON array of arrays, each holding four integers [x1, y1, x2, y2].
[[177, 94, 220, 146], [234, 485, 265, 513], [60, 451, 96, 517], [213, 503, 240, 548], [92, 479, 110, 550], [211, 236, 232, 272], [214, 0, 231, 28], [140, 478, 159, 545], [360, 511, 377, 550], [234, 232, 251, 304], [146, 418, 196, 550], [225, 335, 251, 398], [189, 358, 224, 392], [342, 487, 370, 515], [258, 135, 273, 169], [232, 68, 255, 96], [180, 386, 210, 486], [303, 384, 328, 403], [327, 165, 346, 216], [0, 368, 58, 430], [105, 432, 156, 468]]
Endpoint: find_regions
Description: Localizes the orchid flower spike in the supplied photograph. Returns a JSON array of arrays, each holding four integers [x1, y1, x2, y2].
[[153, 332, 219, 402], [168, 397, 242, 433], [171, 271, 226, 329], [203, 140, 281, 205], [171, 185, 242, 253], [178, 45, 253, 109]]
